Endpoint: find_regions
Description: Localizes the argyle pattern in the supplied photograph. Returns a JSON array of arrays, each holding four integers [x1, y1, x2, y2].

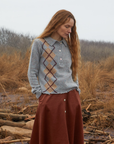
[[39, 39, 57, 93]]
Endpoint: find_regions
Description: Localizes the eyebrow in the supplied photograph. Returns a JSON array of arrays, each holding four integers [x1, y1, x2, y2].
[[65, 24, 74, 27]]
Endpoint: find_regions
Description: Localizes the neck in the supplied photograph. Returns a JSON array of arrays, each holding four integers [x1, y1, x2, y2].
[[50, 32, 62, 41]]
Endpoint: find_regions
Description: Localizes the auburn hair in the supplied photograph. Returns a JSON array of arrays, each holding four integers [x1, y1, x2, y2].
[[32, 9, 81, 81]]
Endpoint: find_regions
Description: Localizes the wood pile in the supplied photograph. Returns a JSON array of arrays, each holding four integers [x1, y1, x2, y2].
[[0, 97, 114, 143], [82, 100, 114, 144], [0, 105, 37, 144]]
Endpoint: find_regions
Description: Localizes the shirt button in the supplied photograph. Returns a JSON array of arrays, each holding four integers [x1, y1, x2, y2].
[[64, 99, 66, 101], [60, 42, 62, 44], [60, 58, 62, 60], [59, 50, 61, 52], [65, 110, 66, 113]]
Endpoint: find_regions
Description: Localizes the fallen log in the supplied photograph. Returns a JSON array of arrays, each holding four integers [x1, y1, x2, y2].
[[0, 138, 30, 144], [0, 125, 32, 138], [23, 120, 34, 130], [25, 104, 38, 108], [0, 112, 28, 121], [89, 138, 109, 142], [0, 119, 26, 127], [0, 136, 14, 143], [85, 98, 96, 102], [95, 129, 109, 135], [86, 125, 97, 129], [83, 130, 90, 134], [90, 114, 107, 118], [18, 104, 38, 114], [0, 109, 11, 113], [82, 98, 96, 102]]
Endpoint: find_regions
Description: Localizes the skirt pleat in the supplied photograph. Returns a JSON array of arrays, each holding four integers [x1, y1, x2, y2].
[[29, 89, 84, 144]]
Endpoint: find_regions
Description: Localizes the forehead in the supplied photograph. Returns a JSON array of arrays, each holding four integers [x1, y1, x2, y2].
[[64, 18, 74, 27]]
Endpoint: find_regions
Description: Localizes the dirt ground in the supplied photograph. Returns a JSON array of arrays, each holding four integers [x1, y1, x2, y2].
[[0, 89, 114, 144]]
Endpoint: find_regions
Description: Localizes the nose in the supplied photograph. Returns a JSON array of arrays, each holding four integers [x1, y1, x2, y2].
[[68, 28, 71, 33]]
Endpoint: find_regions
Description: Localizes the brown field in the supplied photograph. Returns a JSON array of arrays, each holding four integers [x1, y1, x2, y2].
[[0, 49, 114, 143], [0, 49, 114, 122], [0, 28, 114, 143]]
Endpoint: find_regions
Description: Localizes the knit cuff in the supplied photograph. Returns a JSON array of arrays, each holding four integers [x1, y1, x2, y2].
[[36, 90, 42, 99], [31, 86, 42, 99]]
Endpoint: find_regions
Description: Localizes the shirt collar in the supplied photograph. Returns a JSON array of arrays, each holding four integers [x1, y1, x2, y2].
[[44, 36, 67, 47]]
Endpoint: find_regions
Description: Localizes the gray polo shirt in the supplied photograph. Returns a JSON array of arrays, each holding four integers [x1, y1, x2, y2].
[[27, 36, 81, 99]]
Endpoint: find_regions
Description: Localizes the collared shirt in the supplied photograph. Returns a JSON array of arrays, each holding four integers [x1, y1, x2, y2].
[[27, 36, 80, 99]]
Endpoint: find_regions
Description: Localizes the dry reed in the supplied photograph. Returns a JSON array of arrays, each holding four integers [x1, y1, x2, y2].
[[0, 48, 114, 115]]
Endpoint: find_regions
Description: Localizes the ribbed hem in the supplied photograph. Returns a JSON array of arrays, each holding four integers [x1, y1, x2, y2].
[[41, 88, 80, 95]]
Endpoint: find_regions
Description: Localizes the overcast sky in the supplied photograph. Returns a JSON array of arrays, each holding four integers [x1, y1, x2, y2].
[[0, 0, 114, 42]]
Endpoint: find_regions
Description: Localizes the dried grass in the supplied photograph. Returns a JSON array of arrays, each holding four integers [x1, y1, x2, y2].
[[0, 49, 30, 92], [0, 48, 114, 117], [79, 55, 114, 100]]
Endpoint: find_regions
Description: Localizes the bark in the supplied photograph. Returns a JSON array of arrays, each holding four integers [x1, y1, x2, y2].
[[0, 138, 30, 144], [0, 125, 32, 138], [0, 109, 11, 113], [0, 112, 28, 121], [0, 119, 26, 127]]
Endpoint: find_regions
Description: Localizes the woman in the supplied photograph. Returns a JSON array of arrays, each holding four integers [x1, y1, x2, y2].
[[28, 9, 84, 144]]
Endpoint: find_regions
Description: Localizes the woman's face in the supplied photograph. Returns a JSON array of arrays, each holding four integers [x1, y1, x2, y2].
[[56, 18, 74, 39]]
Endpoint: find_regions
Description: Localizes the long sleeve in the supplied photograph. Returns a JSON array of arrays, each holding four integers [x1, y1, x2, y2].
[[27, 39, 42, 99], [75, 75, 81, 95]]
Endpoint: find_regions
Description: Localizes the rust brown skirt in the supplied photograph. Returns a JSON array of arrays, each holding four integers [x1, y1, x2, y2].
[[29, 89, 84, 144]]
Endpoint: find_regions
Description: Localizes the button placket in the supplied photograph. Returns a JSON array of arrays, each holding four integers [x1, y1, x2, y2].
[[64, 98, 66, 113], [58, 42, 63, 66]]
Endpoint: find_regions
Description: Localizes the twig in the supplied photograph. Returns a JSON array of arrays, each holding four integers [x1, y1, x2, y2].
[[86, 103, 91, 111], [18, 106, 28, 114], [24, 115, 35, 121], [103, 139, 114, 144]]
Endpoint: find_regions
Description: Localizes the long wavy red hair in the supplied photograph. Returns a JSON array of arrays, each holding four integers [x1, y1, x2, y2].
[[32, 9, 81, 81]]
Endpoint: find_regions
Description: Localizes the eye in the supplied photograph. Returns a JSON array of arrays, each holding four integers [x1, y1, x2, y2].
[[65, 25, 69, 28]]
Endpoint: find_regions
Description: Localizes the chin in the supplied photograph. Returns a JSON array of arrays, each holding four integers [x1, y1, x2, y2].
[[62, 35, 68, 39]]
